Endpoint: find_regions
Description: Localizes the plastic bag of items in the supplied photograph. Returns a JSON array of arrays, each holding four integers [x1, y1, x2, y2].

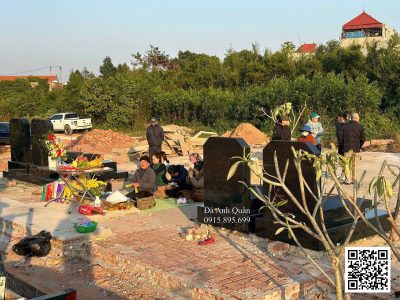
[[12, 230, 52, 257]]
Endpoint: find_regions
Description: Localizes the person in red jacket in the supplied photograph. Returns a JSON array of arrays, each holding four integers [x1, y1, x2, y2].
[[298, 125, 316, 145]]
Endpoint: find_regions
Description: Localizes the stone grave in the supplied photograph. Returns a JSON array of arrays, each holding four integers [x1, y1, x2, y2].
[[31, 118, 53, 166], [28, 119, 59, 183], [9, 118, 32, 164], [197, 137, 263, 232], [8, 118, 32, 180], [5, 120, 128, 185], [254, 141, 391, 250]]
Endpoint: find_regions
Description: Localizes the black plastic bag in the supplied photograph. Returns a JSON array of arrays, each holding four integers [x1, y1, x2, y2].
[[12, 230, 52, 257]]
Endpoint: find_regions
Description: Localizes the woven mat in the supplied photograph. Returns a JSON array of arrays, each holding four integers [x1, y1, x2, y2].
[[142, 197, 195, 213]]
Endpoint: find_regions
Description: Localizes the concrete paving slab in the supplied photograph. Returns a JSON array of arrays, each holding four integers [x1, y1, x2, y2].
[[0, 196, 141, 242]]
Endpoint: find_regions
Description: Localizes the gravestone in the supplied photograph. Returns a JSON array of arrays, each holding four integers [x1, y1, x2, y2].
[[197, 137, 263, 231], [262, 141, 320, 217], [6, 120, 128, 185], [255, 140, 391, 250], [9, 118, 32, 163], [31, 119, 53, 166]]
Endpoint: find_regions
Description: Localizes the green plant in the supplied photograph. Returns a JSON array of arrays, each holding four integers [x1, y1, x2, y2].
[[228, 148, 400, 300]]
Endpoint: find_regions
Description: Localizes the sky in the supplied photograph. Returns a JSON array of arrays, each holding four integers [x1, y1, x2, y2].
[[0, 0, 399, 82]]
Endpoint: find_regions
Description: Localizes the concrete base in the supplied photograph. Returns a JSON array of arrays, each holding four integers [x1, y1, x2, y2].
[[255, 209, 392, 251], [0, 197, 139, 261]]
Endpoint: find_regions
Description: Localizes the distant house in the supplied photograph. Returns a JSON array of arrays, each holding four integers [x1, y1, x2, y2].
[[297, 43, 317, 54], [340, 11, 394, 49], [0, 75, 63, 91], [291, 43, 317, 59]]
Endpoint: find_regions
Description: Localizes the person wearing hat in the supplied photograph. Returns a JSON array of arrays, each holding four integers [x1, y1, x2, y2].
[[271, 115, 291, 141], [298, 125, 316, 145], [146, 116, 165, 158], [306, 112, 324, 150], [130, 155, 156, 194]]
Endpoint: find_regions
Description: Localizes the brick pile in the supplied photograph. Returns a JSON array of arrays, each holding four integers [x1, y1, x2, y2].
[[0, 145, 10, 172]]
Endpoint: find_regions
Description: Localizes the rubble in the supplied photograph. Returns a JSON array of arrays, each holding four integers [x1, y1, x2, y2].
[[162, 124, 193, 137], [0, 145, 11, 172], [162, 125, 216, 156], [179, 224, 211, 241], [222, 123, 269, 145]]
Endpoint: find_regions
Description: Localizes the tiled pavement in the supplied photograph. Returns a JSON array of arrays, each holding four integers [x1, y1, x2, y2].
[[89, 207, 330, 300], [89, 207, 400, 300]]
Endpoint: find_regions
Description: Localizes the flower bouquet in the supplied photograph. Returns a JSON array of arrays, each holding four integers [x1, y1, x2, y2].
[[44, 133, 67, 168]]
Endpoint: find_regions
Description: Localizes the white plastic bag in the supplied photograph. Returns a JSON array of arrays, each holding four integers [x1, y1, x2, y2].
[[106, 191, 129, 204]]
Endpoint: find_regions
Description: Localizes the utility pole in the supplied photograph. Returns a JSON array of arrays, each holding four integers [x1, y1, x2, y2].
[[49, 66, 62, 82]]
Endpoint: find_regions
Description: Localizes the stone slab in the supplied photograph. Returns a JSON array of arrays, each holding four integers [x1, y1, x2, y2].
[[9, 118, 32, 164], [255, 209, 392, 250], [31, 119, 53, 167]]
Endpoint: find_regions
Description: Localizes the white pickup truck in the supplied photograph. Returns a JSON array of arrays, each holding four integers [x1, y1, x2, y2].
[[49, 112, 92, 135]]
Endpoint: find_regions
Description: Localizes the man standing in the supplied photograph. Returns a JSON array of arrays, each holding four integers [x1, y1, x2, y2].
[[146, 117, 164, 158], [271, 116, 291, 141], [306, 112, 323, 151], [336, 113, 347, 155], [338, 113, 366, 184]]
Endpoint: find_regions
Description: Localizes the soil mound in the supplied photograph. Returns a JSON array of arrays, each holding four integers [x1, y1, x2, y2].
[[222, 123, 269, 145], [70, 129, 136, 150]]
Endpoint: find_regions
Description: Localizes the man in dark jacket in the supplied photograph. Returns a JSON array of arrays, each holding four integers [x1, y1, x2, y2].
[[167, 165, 189, 188], [146, 117, 165, 158], [336, 113, 347, 155], [338, 113, 365, 184], [272, 115, 291, 141]]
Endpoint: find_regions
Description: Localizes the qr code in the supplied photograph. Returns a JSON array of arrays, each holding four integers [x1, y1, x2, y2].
[[345, 247, 391, 293]]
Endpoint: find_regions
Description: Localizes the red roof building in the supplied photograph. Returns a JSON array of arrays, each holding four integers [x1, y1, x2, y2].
[[343, 12, 382, 31], [0, 75, 58, 83], [297, 43, 317, 53], [340, 11, 394, 50]]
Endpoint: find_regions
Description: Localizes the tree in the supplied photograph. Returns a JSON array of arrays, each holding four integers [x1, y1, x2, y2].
[[223, 46, 269, 87], [117, 63, 130, 74], [99, 56, 117, 78], [173, 51, 225, 89], [366, 33, 400, 116], [79, 75, 141, 127], [281, 41, 295, 53], [81, 67, 95, 79], [56, 70, 86, 112], [132, 45, 173, 71], [0, 79, 34, 118], [316, 41, 366, 79]]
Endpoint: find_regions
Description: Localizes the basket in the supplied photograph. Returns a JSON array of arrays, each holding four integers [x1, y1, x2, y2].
[[134, 191, 155, 210], [74, 221, 98, 233]]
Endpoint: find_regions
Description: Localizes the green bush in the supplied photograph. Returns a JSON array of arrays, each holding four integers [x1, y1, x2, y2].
[[1, 38, 400, 139]]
